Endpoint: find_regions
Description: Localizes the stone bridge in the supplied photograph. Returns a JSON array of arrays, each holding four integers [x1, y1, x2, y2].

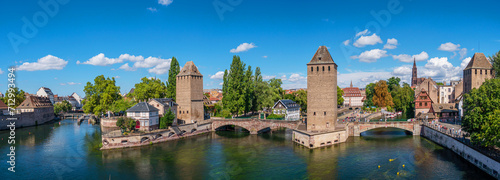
[[212, 119, 301, 134], [347, 121, 421, 136]]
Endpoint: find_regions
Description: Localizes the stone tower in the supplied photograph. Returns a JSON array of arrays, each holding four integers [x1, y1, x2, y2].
[[463, 53, 494, 94], [307, 46, 338, 131], [412, 58, 417, 87], [176, 61, 204, 124]]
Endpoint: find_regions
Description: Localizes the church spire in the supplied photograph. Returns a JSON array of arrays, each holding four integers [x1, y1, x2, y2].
[[350, 80, 353, 88], [413, 58, 416, 67]]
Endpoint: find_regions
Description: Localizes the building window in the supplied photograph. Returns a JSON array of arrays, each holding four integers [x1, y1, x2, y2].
[[419, 102, 422, 106], [475, 69, 477, 74], [425, 102, 427, 106], [313, 112, 316, 116], [311, 67, 313, 72], [322, 66, 324, 71], [317, 67, 319, 71], [480, 69, 482, 74], [324, 111, 326, 115], [187, 111, 189, 114]]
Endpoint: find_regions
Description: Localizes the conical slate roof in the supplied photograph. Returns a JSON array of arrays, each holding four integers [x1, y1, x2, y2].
[[177, 61, 203, 76], [464, 53, 493, 70], [308, 46, 335, 64]]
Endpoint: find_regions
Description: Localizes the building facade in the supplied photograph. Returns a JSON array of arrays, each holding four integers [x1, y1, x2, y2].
[[463, 53, 495, 94], [36, 87, 55, 104], [342, 81, 363, 107], [17, 95, 54, 121], [415, 89, 433, 117], [126, 102, 159, 131], [176, 61, 204, 124], [272, 99, 300, 121], [306, 46, 338, 131], [148, 98, 178, 123], [415, 78, 439, 104]]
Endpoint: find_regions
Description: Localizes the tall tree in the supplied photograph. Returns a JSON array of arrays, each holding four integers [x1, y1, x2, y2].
[[387, 77, 401, 92], [225, 56, 246, 115], [253, 67, 263, 112], [110, 98, 136, 113], [83, 75, 121, 115], [373, 80, 394, 107], [3, 87, 26, 109], [363, 83, 376, 107], [269, 78, 284, 100], [489, 50, 500, 78], [166, 57, 180, 101], [337, 86, 344, 106], [390, 81, 415, 117], [292, 89, 307, 113], [463, 78, 500, 147], [222, 69, 229, 109], [243, 66, 254, 115], [131, 77, 168, 102]]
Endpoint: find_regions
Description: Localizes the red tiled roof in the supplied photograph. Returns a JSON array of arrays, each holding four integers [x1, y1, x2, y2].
[[342, 87, 362, 97]]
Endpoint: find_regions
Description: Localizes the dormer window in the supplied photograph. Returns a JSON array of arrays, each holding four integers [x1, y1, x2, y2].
[[318, 57, 322, 60]]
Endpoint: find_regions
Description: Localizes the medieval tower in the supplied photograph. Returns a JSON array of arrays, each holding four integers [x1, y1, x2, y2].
[[306, 46, 338, 131], [463, 53, 495, 94], [412, 58, 418, 87], [176, 61, 204, 124]]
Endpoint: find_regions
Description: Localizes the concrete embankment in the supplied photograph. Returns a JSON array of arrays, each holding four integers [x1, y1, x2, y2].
[[421, 125, 500, 179], [0, 113, 55, 130]]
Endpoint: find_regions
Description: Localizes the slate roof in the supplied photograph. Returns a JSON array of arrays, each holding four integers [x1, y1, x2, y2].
[[464, 53, 493, 70], [18, 95, 53, 109], [150, 98, 178, 106], [431, 103, 457, 113], [273, 99, 299, 109], [126, 102, 159, 112], [308, 46, 336, 65], [39, 87, 54, 95], [177, 61, 203, 76]]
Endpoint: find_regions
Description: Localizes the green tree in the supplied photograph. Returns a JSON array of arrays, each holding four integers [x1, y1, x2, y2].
[[116, 117, 125, 130], [83, 75, 121, 115], [159, 108, 175, 129], [387, 77, 401, 92], [373, 80, 394, 107], [489, 50, 500, 78], [269, 78, 284, 100], [337, 86, 344, 106], [126, 118, 136, 132], [224, 56, 246, 115], [390, 81, 415, 118], [292, 89, 307, 113], [363, 83, 376, 107], [261, 81, 280, 109], [253, 67, 263, 112], [130, 77, 167, 102], [54, 100, 72, 115], [436, 82, 444, 86], [243, 65, 255, 115], [166, 57, 180, 101], [462, 78, 500, 147], [110, 98, 136, 113], [3, 87, 26, 109]]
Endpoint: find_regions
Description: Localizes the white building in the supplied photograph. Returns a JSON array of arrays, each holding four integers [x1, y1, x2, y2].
[[71, 92, 83, 109], [272, 99, 300, 121], [342, 81, 364, 107], [438, 85, 454, 104], [126, 102, 160, 131], [36, 87, 54, 104]]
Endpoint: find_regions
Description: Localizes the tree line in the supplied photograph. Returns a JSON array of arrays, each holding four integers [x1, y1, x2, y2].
[[363, 77, 415, 118]]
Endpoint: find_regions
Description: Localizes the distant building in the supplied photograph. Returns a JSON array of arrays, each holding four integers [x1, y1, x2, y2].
[[429, 103, 459, 120], [36, 87, 54, 104], [148, 98, 178, 123], [411, 59, 426, 87], [272, 99, 300, 120], [126, 102, 159, 131], [438, 84, 454, 104], [415, 88, 434, 117], [463, 53, 495, 94], [342, 81, 363, 107], [17, 95, 54, 121], [415, 78, 439, 104], [71, 92, 83, 109], [0, 92, 4, 98], [176, 61, 204, 124]]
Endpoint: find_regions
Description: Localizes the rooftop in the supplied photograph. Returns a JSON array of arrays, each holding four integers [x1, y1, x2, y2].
[[464, 53, 493, 70], [126, 102, 159, 112], [178, 61, 203, 76], [308, 46, 336, 65]]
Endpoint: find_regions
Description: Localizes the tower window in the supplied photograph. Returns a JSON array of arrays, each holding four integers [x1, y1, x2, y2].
[[475, 69, 477, 74], [319, 57, 321, 60], [324, 111, 326, 115], [317, 67, 319, 71], [311, 67, 313, 72], [187, 111, 189, 114], [313, 112, 316, 116], [322, 66, 324, 71], [328, 66, 330, 71], [480, 69, 482, 74]]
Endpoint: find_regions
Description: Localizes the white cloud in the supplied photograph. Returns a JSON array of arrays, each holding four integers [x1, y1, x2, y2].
[[392, 65, 412, 76], [114, 76, 120, 79], [459, 48, 467, 59], [78, 53, 124, 66], [133, 57, 168, 69], [353, 33, 382, 47], [355, 29, 370, 37], [119, 63, 135, 71], [60, 83, 66, 86], [118, 54, 145, 62], [210, 71, 225, 79], [67, 82, 81, 85], [263, 75, 275, 80], [351, 49, 387, 63], [338, 71, 393, 88], [0, 68, 3, 74], [438, 42, 461, 52], [147, 7, 157, 12], [18, 55, 68, 71], [262, 55, 268, 58], [158, 0, 173, 6], [383, 38, 398, 49], [148, 61, 171, 75], [420, 57, 462, 82], [392, 51, 429, 62], [279, 75, 287, 81], [343, 39, 350, 46], [230, 43, 257, 53], [288, 73, 306, 82], [460, 57, 472, 69]]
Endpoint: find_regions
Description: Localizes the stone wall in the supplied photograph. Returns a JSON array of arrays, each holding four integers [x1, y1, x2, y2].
[[212, 119, 300, 134], [347, 121, 420, 136], [292, 129, 348, 148], [307, 63, 337, 131], [0, 111, 55, 130], [421, 126, 499, 179], [101, 117, 119, 128]]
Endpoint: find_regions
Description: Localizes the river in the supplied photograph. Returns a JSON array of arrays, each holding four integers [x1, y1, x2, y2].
[[0, 119, 494, 179]]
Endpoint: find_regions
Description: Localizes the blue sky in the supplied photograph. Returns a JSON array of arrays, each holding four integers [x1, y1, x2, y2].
[[1, 0, 499, 96]]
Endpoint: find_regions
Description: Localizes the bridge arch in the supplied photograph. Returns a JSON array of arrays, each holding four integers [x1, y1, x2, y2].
[[349, 121, 419, 136], [212, 119, 300, 134]]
